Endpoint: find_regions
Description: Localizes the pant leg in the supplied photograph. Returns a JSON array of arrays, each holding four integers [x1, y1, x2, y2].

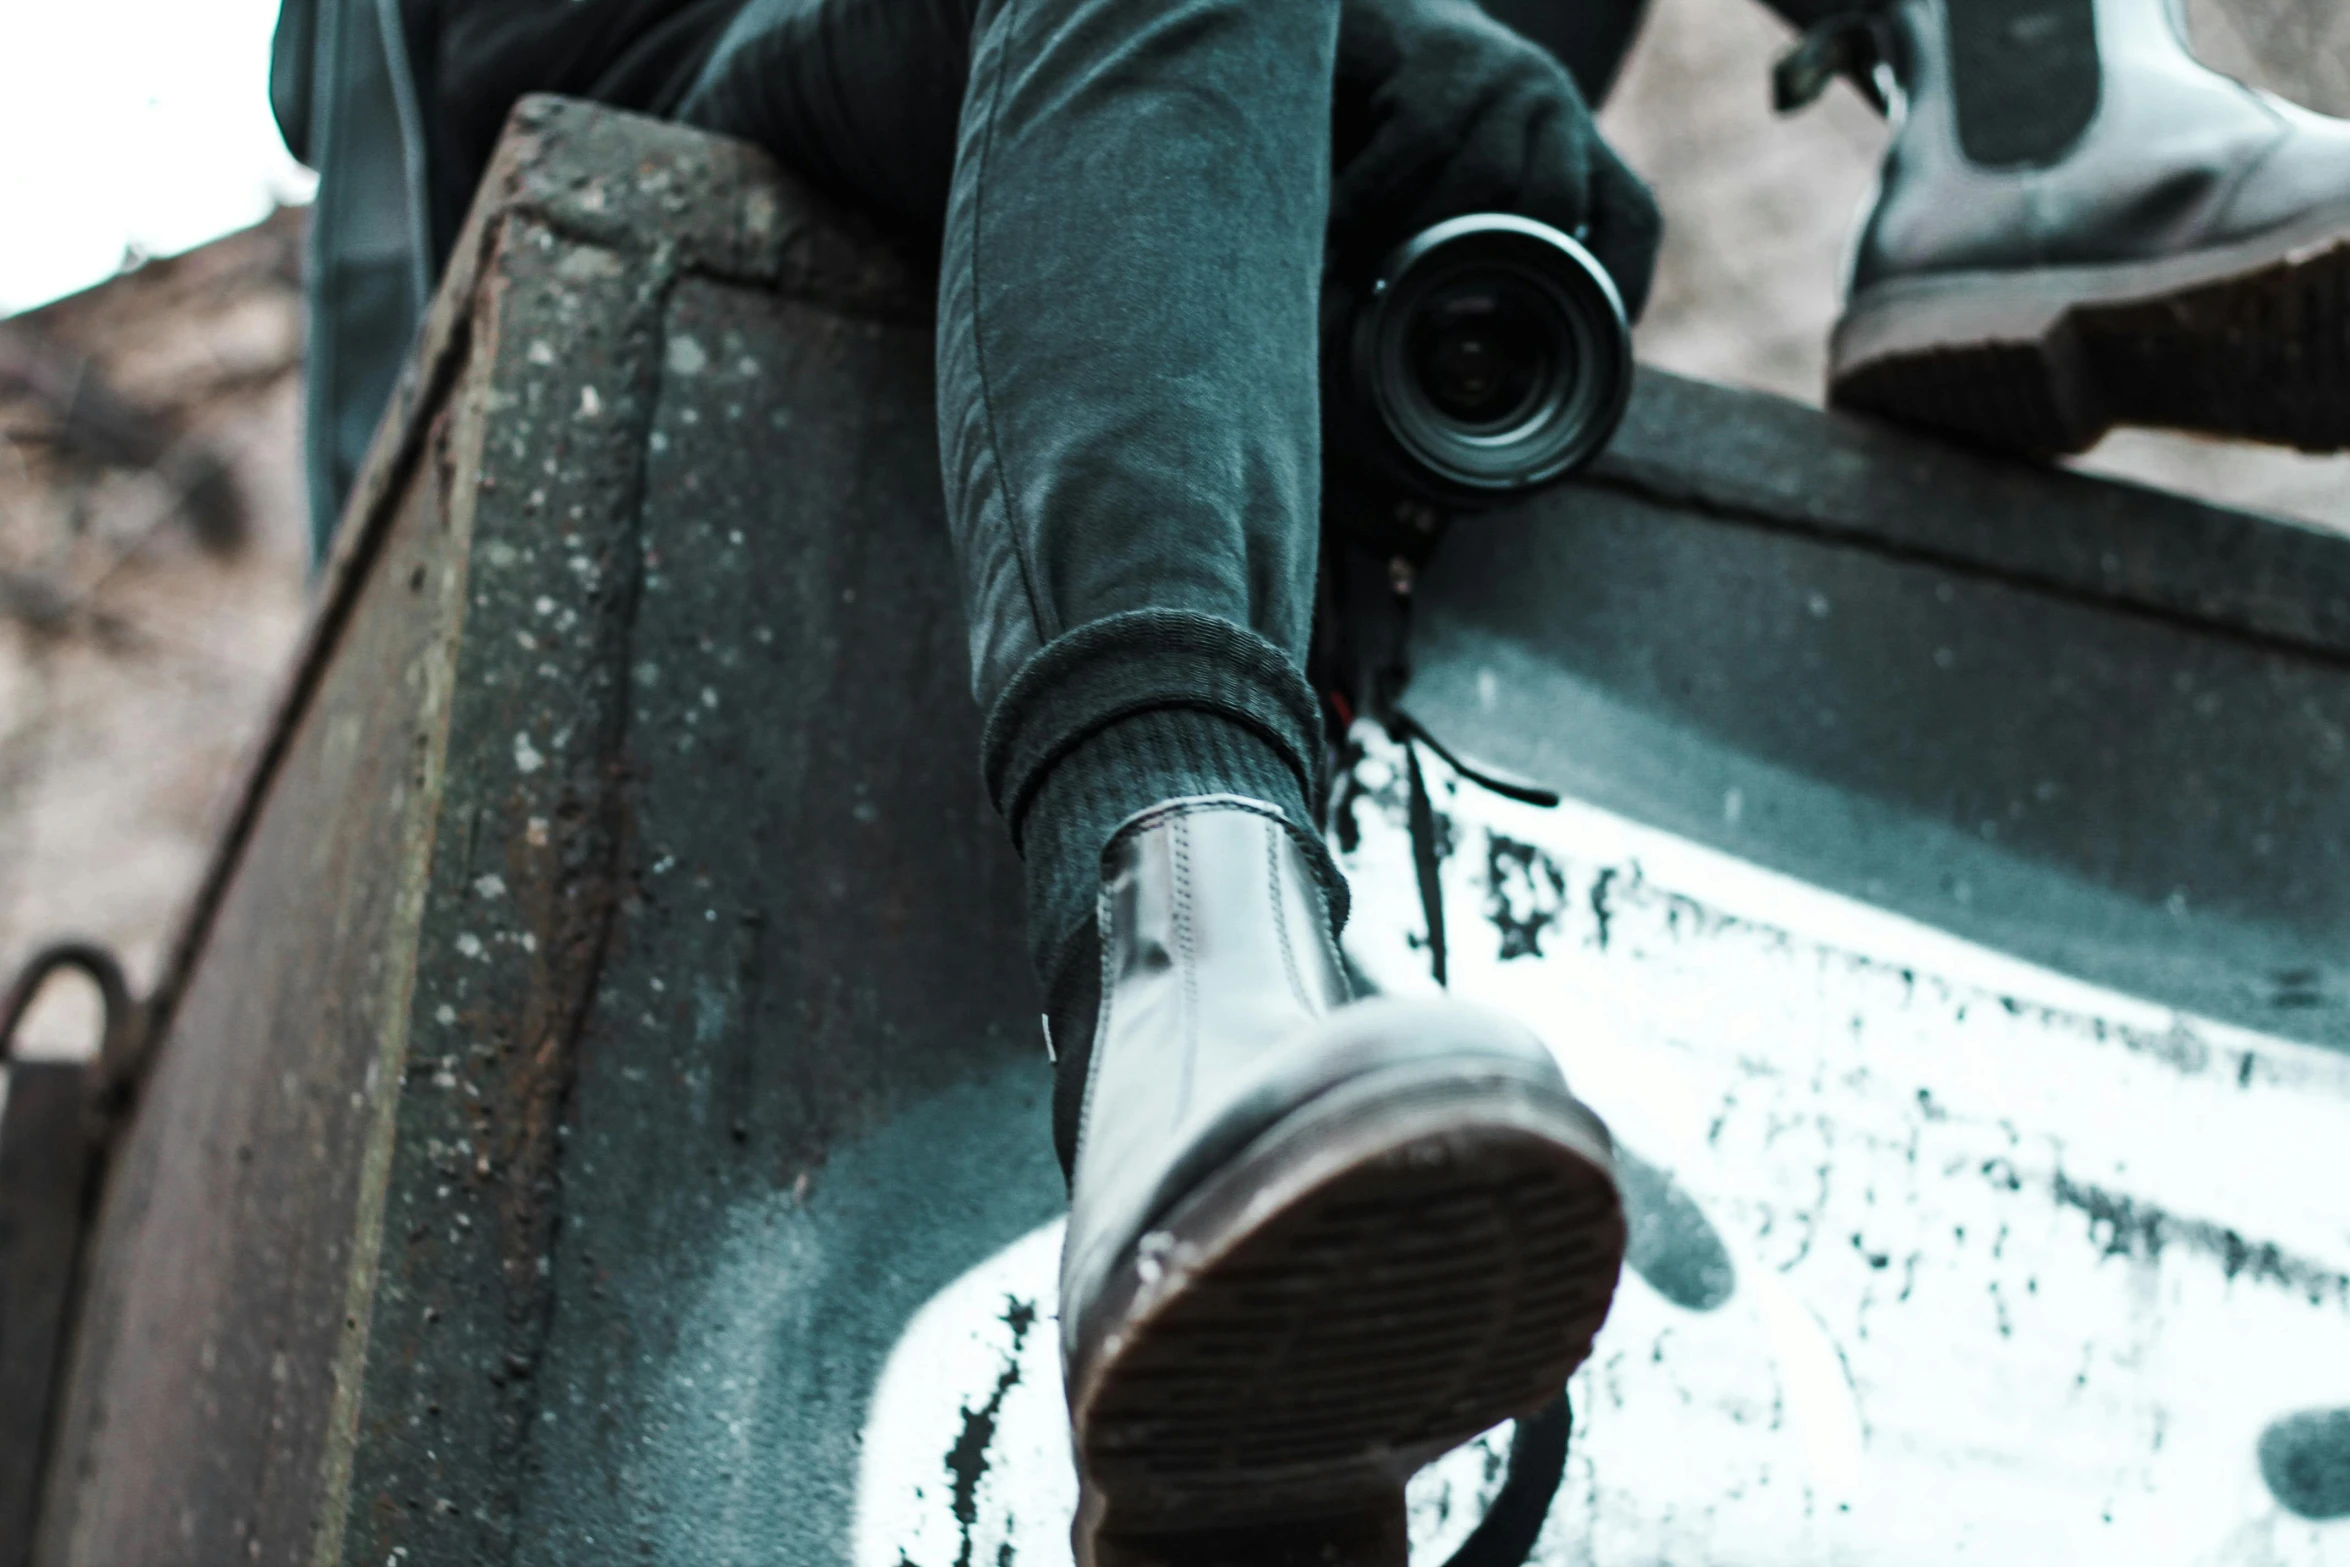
[[685, 0, 1347, 997], [944, 0, 1341, 837], [688, 0, 1337, 825]]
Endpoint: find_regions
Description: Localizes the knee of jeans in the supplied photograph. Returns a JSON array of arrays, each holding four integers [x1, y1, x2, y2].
[[678, 0, 804, 128]]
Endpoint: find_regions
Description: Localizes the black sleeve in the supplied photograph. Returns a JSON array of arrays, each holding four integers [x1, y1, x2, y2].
[[270, 0, 320, 164], [419, 0, 745, 254]]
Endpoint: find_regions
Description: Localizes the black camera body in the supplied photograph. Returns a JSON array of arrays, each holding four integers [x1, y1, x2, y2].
[[1324, 214, 1633, 525]]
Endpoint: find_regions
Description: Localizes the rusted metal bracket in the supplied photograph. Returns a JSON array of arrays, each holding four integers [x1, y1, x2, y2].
[[0, 942, 141, 1567]]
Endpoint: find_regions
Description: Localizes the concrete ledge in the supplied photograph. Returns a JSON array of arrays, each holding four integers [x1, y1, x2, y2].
[[1593, 371, 2350, 664], [36, 97, 1025, 1567], [27, 94, 2350, 1565]]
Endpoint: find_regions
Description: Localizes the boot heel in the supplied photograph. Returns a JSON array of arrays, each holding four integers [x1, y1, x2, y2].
[[1831, 324, 2106, 456], [1075, 1486, 1407, 1567], [1067, 1053, 1621, 1566]]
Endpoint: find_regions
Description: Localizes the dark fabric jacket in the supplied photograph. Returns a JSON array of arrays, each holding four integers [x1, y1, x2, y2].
[[269, 0, 738, 556]]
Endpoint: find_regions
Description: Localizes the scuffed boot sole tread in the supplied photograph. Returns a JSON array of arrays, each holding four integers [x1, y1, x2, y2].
[[1069, 1070, 1624, 1566], [1831, 236, 2350, 456]]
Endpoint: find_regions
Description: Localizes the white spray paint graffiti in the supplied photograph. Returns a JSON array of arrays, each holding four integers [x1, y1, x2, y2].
[[852, 1221, 1072, 1567], [851, 728, 2350, 1565]]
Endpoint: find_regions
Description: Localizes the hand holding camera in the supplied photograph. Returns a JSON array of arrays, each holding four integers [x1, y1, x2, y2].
[[1325, 0, 1660, 511]]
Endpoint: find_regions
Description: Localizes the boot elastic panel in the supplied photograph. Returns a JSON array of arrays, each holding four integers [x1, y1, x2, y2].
[[1046, 919, 1102, 1188], [1948, 0, 2102, 168]]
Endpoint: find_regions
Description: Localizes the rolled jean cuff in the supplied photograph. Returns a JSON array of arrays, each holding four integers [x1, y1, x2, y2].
[[982, 608, 1327, 849]]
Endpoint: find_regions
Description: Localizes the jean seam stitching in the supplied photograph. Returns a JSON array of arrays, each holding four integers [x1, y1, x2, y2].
[[1176, 815, 1198, 1123], [1269, 816, 1314, 1013], [962, 0, 1058, 652]]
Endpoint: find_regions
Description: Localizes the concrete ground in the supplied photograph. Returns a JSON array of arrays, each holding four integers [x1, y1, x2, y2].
[[2, 0, 2347, 1052]]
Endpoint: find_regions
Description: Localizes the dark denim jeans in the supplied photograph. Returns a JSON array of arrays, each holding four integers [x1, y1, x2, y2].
[[682, 0, 1339, 841]]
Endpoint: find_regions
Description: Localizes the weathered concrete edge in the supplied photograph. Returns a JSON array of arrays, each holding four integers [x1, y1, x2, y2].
[[298, 249, 497, 1567], [1590, 370, 2350, 666], [138, 95, 916, 1093], [322, 209, 674, 1564], [494, 96, 929, 320]]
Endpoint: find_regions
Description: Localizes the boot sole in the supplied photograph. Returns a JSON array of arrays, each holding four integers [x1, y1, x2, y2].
[[1828, 210, 2350, 456], [1066, 1062, 1624, 1567]]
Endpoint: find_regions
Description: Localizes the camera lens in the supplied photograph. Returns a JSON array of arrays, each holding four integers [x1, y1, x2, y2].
[[1409, 282, 1552, 430], [1334, 215, 1632, 508]]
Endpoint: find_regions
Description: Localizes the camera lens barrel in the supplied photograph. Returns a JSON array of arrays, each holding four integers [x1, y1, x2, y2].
[[1338, 214, 1633, 508]]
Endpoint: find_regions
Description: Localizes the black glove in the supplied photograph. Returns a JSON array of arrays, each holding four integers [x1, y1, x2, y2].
[[1330, 0, 1662, 319]]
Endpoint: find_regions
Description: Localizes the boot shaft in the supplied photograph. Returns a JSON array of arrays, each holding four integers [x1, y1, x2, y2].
[[1938, 0, 2104, 167]]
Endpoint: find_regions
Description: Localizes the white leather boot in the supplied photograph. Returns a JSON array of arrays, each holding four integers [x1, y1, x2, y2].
[[1814, 0, 2350, 454], [1056, 796, 1624, 1567]]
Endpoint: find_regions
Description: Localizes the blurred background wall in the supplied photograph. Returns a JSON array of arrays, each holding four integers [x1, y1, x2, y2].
[[0, 0, 2345, 1056], [0, 209, 307, 1055]]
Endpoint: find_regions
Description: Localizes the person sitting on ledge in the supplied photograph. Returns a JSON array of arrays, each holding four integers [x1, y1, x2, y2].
[[273, 0, 2350, 1557]]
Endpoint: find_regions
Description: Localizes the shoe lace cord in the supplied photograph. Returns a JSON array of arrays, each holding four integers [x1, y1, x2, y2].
[[1366, 559, 1560, 994], [1390, 704, 1560, 992], [1773, 10, 1899, 117], [1359, 575, 1573, 1567], [1439, 1392, 1573, 1567]]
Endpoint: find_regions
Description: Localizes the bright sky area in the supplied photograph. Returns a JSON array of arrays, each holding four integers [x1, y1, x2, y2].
[[0, 0, 315, 315]]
